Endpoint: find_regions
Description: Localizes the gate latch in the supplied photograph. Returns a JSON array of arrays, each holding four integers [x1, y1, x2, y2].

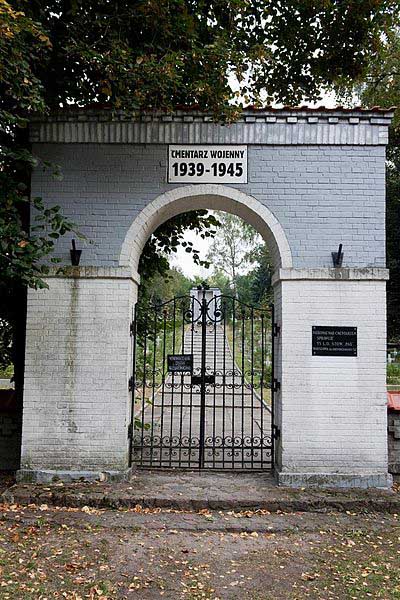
[[192, 374, 215, 386], [273, 323, 281, 337], [128, 376, 133, 392], [273, 425, 281, 440], [272, 378, 281, 393]]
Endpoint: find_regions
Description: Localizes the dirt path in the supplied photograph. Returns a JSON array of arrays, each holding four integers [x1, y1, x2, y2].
[[0, 501, 399, 599]]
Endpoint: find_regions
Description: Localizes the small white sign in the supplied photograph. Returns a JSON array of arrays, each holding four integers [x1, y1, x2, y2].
[[168, 145, 248, 184]]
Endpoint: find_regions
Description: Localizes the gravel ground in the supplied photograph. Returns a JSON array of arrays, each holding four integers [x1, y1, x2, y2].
[[0, 500, 399, 599], [1, 472, 399, 599], [0, 471, 15, 495]]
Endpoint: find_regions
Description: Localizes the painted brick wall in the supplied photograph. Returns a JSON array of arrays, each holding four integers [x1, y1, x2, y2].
[[277, 278, 388, 486], [21, 275, 137, 473], [31, 144, 386, 269], [21, 134, 390, 485]]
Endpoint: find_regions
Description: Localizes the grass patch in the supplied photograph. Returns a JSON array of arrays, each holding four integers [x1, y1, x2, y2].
[[297, 528, 400, 599], [388, 362, 400, 386], [0, 364, 13, 380]]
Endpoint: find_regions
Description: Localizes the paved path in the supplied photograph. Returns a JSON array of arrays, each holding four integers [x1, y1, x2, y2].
[[1, 490, 400, 599], [132, 322, 271, 469]]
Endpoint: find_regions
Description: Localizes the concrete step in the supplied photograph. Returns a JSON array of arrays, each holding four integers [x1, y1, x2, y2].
[[3, 470, 399, 513]]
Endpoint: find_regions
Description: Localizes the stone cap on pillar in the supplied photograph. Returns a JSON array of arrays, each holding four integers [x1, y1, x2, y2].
[[272, 267, 390, 285]]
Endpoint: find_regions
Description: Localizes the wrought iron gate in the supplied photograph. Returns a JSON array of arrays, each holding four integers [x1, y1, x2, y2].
[[129, 285, 276, 470]]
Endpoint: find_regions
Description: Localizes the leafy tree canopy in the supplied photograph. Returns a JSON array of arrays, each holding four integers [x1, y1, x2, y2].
[[205, 212, 272, 305], [206, 213, 257, 293], [353, 28, 400, 127], [8, 0, 400, 119], [352, 29, 400, 340], [2, 0, 399, 290], [1, 0, 399, 374]]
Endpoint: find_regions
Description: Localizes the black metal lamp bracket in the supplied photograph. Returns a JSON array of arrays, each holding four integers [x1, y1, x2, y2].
[[70, 239, 82, 266], [331, 243, 344, 268]]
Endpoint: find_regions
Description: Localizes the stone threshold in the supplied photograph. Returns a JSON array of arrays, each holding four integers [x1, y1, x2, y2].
[[2, 470, 399, 513]]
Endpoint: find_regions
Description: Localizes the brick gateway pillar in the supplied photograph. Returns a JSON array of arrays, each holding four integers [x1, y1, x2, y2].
[[272, 268, 388, 487], [18, 108, 393, 487]]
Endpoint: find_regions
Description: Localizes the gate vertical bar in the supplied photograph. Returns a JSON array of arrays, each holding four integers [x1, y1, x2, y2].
[[271, 303, 275, 470], [159, 309, 167, 467], [260, 312, 265, 469], [199, 289, 207, 468], [169, 299, 177, 464], [212, 303, 217, 468], [128, 304, 137, 467], [250, 307, 254, 469], [188, 297, 195, 467], [231, 299, 236, 469], [149, 308, 157, 466], [179, 300, 185, 468], [241, 309, 245, 469], [140, 313, 148, 465], [222, 301, 227, 469]]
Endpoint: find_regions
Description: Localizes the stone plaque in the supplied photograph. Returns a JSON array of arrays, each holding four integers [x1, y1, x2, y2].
[[312, 326, 357, 357], [167, 354, 193, 373]]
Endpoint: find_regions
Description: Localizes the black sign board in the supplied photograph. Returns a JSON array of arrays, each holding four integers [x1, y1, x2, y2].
[[167, 354, 193, 373], [312, 326, 357, 357]]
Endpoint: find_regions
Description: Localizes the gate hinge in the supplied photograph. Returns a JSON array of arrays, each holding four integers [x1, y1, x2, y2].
[[128, 376, 133, 392], [273, 425, 281, 440], [130, 321, 135, 336], [273, 323, 281, 337], [127, 423, 133, 439], [272, 378, 281, 393]]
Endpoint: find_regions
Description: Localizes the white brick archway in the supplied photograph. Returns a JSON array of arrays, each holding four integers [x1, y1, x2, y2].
[[18, 108, 392, 488], [119, 184, 293, 280]]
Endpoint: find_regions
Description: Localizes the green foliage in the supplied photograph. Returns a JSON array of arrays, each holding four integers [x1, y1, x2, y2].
[[0, 181, 75, 290], [354, 29, 400, 126], [137, 210, 219, 312], [21, 0, 400, 115], [205, 213, 272, 306], [0, 150, 77, 374], [0, 165, 77, 370], [138, 211, 219, 287], [386, 137, 400, 342], [237, 245, 273, 307], [0, 3, 76, 375], [355, 29, 400, 341], [387, 361, 400, 384], [0, 3, 62, 294], [1, 0, 399, 375], [206, 213, 256, 293], [0, 0, 49, 128], [0, 316, 13, 376], [0, 361, 13, 379], [140, 268, 193, 306], [226, 315, 272, 403], [194, 271, 232, 298]]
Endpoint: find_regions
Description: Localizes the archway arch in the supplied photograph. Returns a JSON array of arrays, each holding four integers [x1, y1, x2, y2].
[[121, 184, 290, 471], [119, 184, 292, 278]]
